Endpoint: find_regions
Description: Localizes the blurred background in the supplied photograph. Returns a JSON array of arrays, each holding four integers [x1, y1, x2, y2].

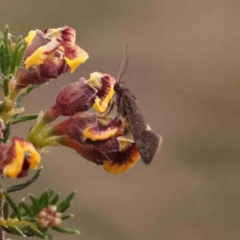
[[1, 0, 240, 239]]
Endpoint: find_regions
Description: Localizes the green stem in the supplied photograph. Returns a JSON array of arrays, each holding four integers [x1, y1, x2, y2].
[[27, 118, 46, 144]]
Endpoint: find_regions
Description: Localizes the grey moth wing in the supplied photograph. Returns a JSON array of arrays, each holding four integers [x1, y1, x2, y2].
[[122, 89, 162, 164]]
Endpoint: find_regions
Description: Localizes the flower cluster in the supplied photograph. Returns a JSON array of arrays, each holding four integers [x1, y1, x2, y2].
[[0, 26, 89, 179], [38, 205, 62, 228], [0, 25, 141, 180], [0, 24, 145, 239], [28, 72, 141, 174]]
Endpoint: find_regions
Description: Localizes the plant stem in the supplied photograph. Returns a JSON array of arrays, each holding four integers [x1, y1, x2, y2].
[[0, 175, 5, 240]]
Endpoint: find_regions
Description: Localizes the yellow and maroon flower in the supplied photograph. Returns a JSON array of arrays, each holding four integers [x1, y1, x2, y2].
[[16, 26, 88, 89], [51, 112, 140, 174], [62, 136, 140, 174], [0, 138, 41, 178], [33, 71, 117, 126], [87, 72, 116, 113]]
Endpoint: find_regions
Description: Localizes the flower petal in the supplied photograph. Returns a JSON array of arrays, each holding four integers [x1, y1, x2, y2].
[[24, 38, 60, 69], [83, 116, 125, 141], [64, 49, 89, 73], [3, 138, 41, 179], [52, 112, 98, 142], [61, 137, 109, 165], [3, 140, 24, 178], [87, 73, 116, 113], [54, 78, 97, 116], [25, 30, 37, 45], [102, 137, 140, 174], [45, 26, 75, 46]]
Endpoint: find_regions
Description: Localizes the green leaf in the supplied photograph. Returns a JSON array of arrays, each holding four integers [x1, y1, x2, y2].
[[0, 101, 6, 114], [29, 195, 41, 215], [20, 201, 34, 218], [2, 78, 9, 96], [15, 85, 37, 109], [2, 226, 26, 237], [10, 37, 24, 74], [18, 201, 22, 210], [38, 190, 49, 209], [21, 228, 35, 237], [7, 167, 43, 193], [3, 121, 11, 143], [52, 226, 80, 235], [62, 214, 74, 221], [15, 43, 27, 71], [28, 226, 45, 239], [3, 191, 21, 221], [3, 25, 12, 74], [1, 226, 13, 235], [3, 201, 9, 219], [47, 189, 55, 200], [49, 193, 59, 205], [58, 202, 70, 213], [11, 113, 39, 125], [0, 43, 7, 76], [57, 191, 76, 213]]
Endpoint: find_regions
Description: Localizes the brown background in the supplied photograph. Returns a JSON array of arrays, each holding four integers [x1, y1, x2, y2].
[[1, 0, 240, 239]]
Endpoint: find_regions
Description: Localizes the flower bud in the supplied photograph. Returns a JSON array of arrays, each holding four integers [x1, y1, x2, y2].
[[51, 112, 140, 174], [38, 205, 62, 228], [56, 78, 97, 115]]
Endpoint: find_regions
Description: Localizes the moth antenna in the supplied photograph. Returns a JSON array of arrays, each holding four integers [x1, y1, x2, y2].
[[116, 44, 129, 84]]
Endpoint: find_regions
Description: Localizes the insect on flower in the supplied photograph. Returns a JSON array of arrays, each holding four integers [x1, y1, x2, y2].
[[104, 46, 162, 164]]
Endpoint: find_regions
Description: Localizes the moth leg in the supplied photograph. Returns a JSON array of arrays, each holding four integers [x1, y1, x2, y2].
[[117, 94, 127, 118], [100, 100, 115, 117]]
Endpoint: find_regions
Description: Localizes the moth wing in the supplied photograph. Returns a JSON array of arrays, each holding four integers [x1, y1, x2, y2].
[[134, 128, 162, 164], [122, 89, 162, 164]]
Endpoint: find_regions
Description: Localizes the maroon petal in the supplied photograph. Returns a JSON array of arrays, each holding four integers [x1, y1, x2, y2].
[[16, 153, 31, 178], [54, 78, 97, 116], [52, 112, 98, 142], [24, 30, 50, 60]]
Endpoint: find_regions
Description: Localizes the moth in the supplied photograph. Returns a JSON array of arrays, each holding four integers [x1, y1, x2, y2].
[[107, 46, 162, 164]]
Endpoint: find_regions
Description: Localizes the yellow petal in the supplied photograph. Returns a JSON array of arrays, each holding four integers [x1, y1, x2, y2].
[[45, 28, 62, 39], [3, 139, 41, 178], [24, 38, 59, 69], [93, 86, 115, 113], [64, 53, 89, 73], [103, 156, 138, 174], [83, 126, 117, 141], [87, 72, 102, 88], [25, 30, 37, 45], [3, 141, 24, 178], [103, 138, 140, 174], [24, 46, 46, 69]]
